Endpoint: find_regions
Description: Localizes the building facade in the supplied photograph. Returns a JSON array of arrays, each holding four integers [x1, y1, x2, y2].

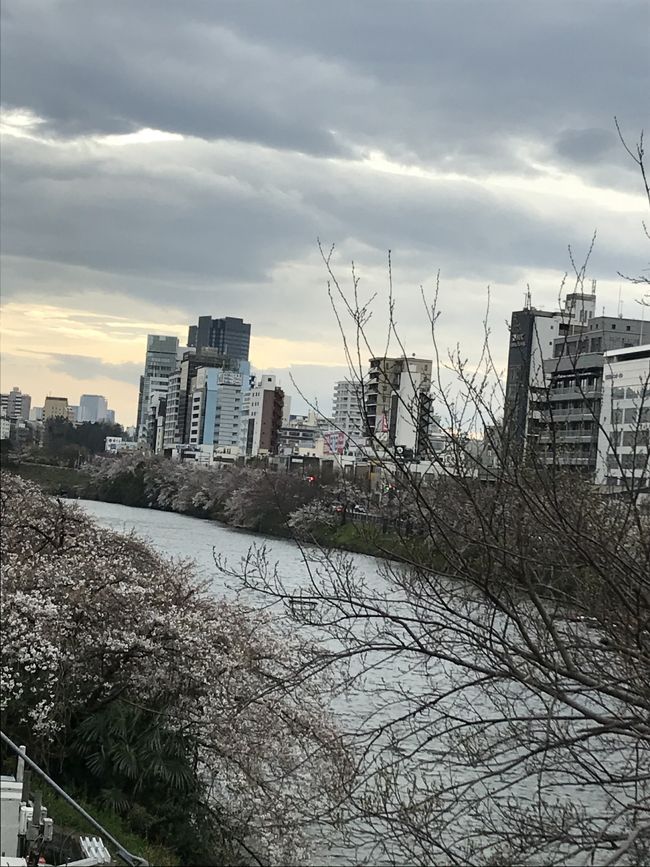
[[136, 335, 180, 442], [364, 356, 433, 457], [187, 316, 251, 361], [187, 367, 247, 451], [504, 292, 596, 456], [1, 387, 32, 421], [595, 344, 650, 491], [240, 374, 284, 456], [527, 314, 647, 475], [79, 394, 108, 423], [43, 397, 69, 420], [331, 379, 365, 449]]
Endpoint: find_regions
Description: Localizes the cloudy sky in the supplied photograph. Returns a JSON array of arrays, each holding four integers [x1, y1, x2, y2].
[[1, 0, 648, 423]]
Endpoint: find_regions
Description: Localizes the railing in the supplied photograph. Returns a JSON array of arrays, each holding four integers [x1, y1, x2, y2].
[[0, 730, 148, 867]]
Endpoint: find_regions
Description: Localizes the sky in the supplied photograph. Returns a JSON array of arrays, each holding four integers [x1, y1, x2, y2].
[[1, 0, 648, 424]]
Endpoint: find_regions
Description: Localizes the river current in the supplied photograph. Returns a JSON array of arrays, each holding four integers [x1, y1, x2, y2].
[[74, 499, 628, 867]]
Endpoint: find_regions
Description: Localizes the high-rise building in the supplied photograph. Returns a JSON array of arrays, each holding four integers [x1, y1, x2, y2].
[[79, 394, 108, 423], [240, 374, 284, 456], [43, 397, 69, 420], [503, 292, 596, 456], [331, 379, 365, 446], [365, 356, 433, 457], [527, 312, 647, 475], [162, 349, 247, 453], [136, 335, 180, 442], [187, 316, 251, 361], [187, 367, 247, 451], [2, 387, 32, 421]]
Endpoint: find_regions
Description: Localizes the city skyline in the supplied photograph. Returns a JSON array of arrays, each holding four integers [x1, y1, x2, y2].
[[1, 1, 648, 424]]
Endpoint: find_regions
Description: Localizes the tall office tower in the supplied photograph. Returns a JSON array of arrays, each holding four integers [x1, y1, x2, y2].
[[364, 356, 433, 457], [3, 386, 32, 421], [136, 335, 180, 442], [79, 394, 108, 423], [186, 316, 251, 361], [503, 291, 596, 457], [240, 374, 285, 456]]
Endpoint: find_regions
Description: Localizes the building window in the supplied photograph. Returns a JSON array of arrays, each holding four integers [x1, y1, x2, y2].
[[624, 408, 638, 424]]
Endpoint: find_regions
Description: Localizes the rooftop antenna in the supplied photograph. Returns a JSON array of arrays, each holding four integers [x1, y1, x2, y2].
[[617, 285, 623, 319], [640, 304, 645, 346], [524, 285, 532, 310]]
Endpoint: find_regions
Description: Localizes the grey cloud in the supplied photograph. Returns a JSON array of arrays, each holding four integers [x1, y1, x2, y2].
[[554, 128, 619, 165], [1, 129, 644, 321], [23, 352, 143, 385], [1, 0, 647, 179]]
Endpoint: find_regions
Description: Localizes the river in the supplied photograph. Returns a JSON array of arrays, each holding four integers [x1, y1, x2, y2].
[[74, 499, 634, 867]]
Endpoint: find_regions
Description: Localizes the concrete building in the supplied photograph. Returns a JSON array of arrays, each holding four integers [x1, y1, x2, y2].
[[187, 367, 246, 451], [365, 356, 433, 457], [595, 344, 650, 491], [2, 387, 32, 421], [504, 291, 596, 456], [527, 314, 647, 475], [331, 379, 365, 449], [79, 394, 108, 423], [146, 396, 167, 453], [1, 417, 11, 440], [240, 374, 284, 456], [162, 348, 246, 451], [105, 436, 140, 454], [136, 335, 180, 442], [187, 316, 251, 361], [43, 396, 69, 420]]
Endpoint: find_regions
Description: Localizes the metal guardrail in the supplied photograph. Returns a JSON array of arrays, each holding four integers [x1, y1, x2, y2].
[[0, 731, 148, 867]]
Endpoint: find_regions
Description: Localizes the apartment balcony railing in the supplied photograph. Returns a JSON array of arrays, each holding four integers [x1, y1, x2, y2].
[[539, 455, 595, 467], [537, 433, 595, 444], [537, 410, 598, 422]]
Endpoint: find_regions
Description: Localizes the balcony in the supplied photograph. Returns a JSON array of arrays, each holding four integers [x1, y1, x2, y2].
[[537, 433, 595, 444]]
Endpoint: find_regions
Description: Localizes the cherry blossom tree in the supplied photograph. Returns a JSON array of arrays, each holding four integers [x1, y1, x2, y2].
[[1, 473, 350, 865]]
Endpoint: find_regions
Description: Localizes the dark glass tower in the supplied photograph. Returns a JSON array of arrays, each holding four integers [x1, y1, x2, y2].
[[186, 316, 251, 361]]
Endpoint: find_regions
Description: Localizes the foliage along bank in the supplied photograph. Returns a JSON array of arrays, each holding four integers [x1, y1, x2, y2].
[[1, 473, 349, 866]]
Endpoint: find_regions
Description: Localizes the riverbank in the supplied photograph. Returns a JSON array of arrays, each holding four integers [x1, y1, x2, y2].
[[6, 460, 435, 566], [2, 461, 92, 496]]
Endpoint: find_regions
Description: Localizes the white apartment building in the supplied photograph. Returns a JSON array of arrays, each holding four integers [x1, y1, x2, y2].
[[364, 356, 433, 457], [595, 344, 650, 490], [331, 379, 365, 450], [240, 374, 284, 456]]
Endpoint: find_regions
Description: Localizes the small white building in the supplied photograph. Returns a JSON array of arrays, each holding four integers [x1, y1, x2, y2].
[[105, 437, 140, 454], [595, 344, 650, 491]]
